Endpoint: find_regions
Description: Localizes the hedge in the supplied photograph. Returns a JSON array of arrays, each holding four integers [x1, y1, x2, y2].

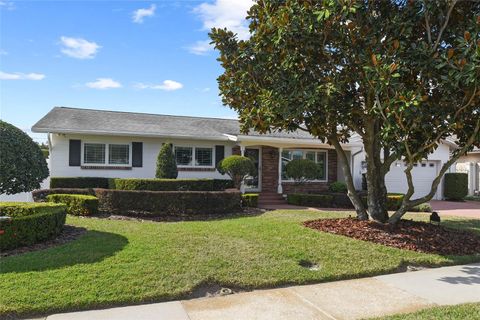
[[444, 173, 468, 200], [242, 194, 259, 208], [47, 194, 99, 216], [33, 188, 95, 202], [50, 177, 110, 189], [94, 189, 242, 216], [287, 194, 334, 207], [0, 202, 66, 251], [109, 178, 233, 191]]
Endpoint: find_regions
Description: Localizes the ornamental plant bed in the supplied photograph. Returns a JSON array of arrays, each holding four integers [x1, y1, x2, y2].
[[303, 218, 480, 256]]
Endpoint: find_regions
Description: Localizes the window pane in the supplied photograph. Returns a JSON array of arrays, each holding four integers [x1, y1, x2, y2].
[[84, 143, 105, 164], [175, 147, 193, 166], [316, 152, 326, 180], [109, 144, 129, 165], [292, 150, 303, 160], [305, 151, 316, 162], [195, 147, 213, 166]]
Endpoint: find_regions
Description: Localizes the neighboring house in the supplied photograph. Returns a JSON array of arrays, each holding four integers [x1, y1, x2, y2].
[[32, 107, 455, 200], [456, 148, 480, 196]]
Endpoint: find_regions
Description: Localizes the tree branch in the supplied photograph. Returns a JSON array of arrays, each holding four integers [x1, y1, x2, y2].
[[433, 0, 458, 52]]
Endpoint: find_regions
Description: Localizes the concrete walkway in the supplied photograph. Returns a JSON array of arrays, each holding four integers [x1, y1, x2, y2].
[[42, 263, 480, 320]]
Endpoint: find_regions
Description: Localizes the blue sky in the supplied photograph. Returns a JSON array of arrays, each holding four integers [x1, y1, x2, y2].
[[0, 0, 253, 142]]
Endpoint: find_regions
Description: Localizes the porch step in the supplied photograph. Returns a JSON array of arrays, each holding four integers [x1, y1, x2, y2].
[[258, 192, 288, 207]]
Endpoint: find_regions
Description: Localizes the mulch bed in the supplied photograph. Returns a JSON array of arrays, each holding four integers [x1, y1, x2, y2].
[[304, 218, 480, 256], [1, 225, 87, 258]]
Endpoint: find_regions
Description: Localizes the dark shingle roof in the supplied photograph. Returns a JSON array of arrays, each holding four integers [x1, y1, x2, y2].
[[32, 107, 316, 140]]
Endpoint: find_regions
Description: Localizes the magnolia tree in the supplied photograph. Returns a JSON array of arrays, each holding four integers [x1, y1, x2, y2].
[[210, 0, 480, 224]]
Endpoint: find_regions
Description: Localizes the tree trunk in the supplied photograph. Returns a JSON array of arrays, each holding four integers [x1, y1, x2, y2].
[[363, 120, 389, 223]]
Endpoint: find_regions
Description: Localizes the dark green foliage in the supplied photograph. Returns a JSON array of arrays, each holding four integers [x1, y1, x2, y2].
[[287, 194, 334, 207], [0, 121, 49, 194], [242, 193, 259, 207], [46, 194, 99, 216], [50, 177, 110, 189], [444, 173, 468, 200], [217, 155, 256, 189], [285, 159, 319, 182], [329, 181, 348, 193], [33, 188, 95, 202], [109, 178, 231, 191], [94, 189, 241, 216], [156, 144, 178, 179], [0, 202, 66, 250]]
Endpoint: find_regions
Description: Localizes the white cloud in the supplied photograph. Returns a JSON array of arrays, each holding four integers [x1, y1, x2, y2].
[[86, 78, 122, 89], [193, 0, 253, 40], [132, 4, 156, 23], [187, 40, 212, 55], [134, 80, 183, 91], [60, 36, 101, 59], [0, 71, 45, 80]]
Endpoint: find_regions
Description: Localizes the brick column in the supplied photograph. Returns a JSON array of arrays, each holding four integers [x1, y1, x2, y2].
[[261, 146, 279, 193]]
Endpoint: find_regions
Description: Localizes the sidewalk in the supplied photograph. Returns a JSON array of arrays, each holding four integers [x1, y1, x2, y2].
[[43, 263, 480, 320]]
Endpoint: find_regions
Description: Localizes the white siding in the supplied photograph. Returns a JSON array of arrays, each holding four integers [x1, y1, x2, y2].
[[49, 134, 236, 180]]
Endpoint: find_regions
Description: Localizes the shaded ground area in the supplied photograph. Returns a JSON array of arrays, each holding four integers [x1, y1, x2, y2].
[[304, 218, 480, 255], [431, 200, 480, 219]]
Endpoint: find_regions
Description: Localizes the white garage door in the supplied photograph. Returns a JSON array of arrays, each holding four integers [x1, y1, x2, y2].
[[385, 161, 440, 200]]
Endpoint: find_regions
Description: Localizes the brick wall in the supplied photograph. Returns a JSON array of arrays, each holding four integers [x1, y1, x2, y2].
[[261, 146, 279, 192]]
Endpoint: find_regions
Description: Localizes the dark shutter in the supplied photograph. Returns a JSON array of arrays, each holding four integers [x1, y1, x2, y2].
[[69, 139, 81, 166], [132, 142, 143, 167], [215, 145, 225, 167]]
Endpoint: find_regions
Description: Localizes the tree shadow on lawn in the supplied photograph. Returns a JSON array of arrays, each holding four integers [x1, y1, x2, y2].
[[441, 219, 480, 235], [0, 230, 128, 274]]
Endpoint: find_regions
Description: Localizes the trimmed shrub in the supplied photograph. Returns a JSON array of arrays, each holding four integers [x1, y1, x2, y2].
[[47, 194, 99, 216], [0, 202, 66, 250], [285, 159, 318, 182], [329, 181, 348, 193], [94, 189, 241, 216], [242, 193, 259, 207], [33, 188, 95, 202], [111, 178, 216, 191], [0, 121, 49, 195], [212, 179, 234, 191], [287, 194, 334, 207], [217, 156, 256, 189], [409, 203, 433, 212], [156, 143, 178, 179], [50, 177, 110, 189], [444, 173, 468, 201]]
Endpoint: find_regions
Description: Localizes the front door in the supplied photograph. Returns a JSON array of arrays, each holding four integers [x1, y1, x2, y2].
[[244, 148, 261, 192]]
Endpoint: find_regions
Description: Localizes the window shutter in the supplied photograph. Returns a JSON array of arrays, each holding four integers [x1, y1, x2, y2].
[[69, 139, 81, 166], [132, 142, 143, 167], [215, 145, 225, 167]]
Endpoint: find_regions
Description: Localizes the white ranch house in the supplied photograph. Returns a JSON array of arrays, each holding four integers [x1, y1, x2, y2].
[[29, 107, 462, 200]]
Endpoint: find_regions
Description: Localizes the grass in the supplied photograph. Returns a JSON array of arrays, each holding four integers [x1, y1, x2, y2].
[[375, 303, 480, 319], [1, 210, 479, 318], [465, 195, 480, 202]]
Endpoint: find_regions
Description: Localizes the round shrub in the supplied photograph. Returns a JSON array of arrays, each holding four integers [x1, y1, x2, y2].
[[285, 159, 318, 182], [0, 120, 49, 195], [0, 202, 66, 250], [218, 156, 256, 189], [329, 181, 348, 193], [47, 194, 99, 216]]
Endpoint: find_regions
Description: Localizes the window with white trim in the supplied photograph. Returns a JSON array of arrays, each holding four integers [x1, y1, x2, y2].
[[281, 149, 327, 180], [175, 146, 213, 167], [84, 143, 106, 164], [83, 143, 130, 166], [109, 144, 130, 165]]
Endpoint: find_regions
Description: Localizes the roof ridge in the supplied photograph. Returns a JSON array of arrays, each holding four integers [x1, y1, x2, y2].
[[54, 106, 239, 122]]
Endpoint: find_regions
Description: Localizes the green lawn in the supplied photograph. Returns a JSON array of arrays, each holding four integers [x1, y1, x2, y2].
[[375, 303, 480, 319], [1, 210, 479, 318]]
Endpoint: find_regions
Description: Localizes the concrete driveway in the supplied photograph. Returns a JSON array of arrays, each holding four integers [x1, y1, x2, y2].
[[430, 200, 480, 219]]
